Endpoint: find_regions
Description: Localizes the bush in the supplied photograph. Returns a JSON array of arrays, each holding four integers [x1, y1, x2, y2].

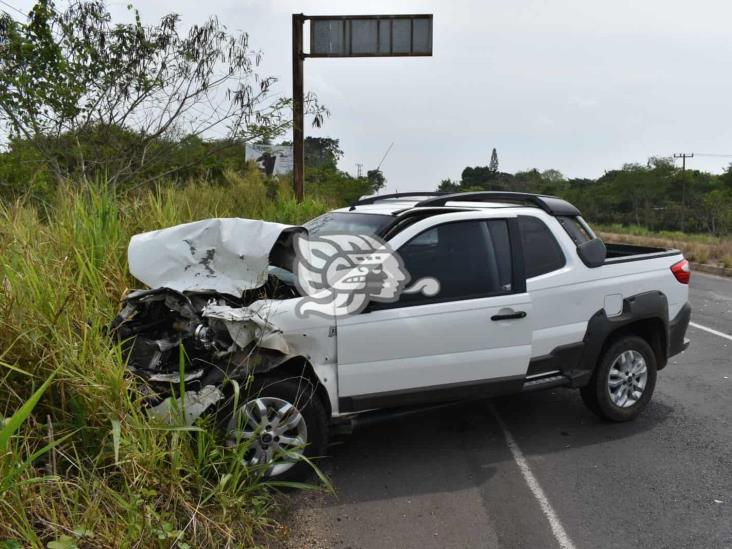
[[0, 173, 330, 546]]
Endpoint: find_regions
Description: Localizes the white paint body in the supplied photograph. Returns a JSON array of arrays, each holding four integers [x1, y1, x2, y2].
[[256, 202, 689, 417]]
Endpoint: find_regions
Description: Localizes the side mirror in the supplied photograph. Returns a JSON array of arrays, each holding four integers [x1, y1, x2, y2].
[[577, 238, 606, 268]]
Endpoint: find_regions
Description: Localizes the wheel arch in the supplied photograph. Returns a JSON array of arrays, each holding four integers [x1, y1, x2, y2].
[[199, 351, 332, 418], [572, 290, 671, 385], [262, 355, 333, 418], [601, 318, 667, 369]]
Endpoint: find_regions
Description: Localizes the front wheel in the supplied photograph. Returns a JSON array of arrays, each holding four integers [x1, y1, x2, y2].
[[222, 376, 328, 480], [580, 336, 657, 422]]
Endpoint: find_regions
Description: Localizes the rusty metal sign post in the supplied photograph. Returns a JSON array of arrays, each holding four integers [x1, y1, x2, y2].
[[292, 14, 433, 201]]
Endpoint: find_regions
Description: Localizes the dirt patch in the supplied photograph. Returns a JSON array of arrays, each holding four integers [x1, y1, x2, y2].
[[272, 490, 340, 549]]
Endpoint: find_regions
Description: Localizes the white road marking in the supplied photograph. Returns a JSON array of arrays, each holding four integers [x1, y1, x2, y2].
[[690, 322, 732, 342], [490, 404, 577, 549]]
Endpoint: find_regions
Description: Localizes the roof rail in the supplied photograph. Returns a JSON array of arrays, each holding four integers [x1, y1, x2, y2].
[[349, 192, 448, 210], [413, 191, 580, 216]]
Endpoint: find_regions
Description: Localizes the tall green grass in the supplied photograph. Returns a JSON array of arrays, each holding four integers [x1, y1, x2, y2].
[[0, 170, 330, 547]]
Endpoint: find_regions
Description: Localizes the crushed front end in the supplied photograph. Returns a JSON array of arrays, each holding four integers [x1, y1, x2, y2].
[[112, 217, 305, 423]]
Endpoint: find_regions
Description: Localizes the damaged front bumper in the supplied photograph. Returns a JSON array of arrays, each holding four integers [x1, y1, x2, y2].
[[111, 287, 299, 424]]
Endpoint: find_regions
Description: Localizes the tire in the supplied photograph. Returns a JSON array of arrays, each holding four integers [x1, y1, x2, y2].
[[219, 375, 328, 481], [580, 336, 657, 422]]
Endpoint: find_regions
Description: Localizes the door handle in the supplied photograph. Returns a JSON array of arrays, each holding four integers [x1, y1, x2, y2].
[[491, 311, 527, 321]]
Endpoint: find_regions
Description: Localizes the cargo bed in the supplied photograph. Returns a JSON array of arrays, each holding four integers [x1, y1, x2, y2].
[[604, 242, 681, 265]]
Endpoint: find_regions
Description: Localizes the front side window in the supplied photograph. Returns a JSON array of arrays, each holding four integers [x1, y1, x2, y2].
[[518, 216, 566, 278], [394, 219, 513, 306]]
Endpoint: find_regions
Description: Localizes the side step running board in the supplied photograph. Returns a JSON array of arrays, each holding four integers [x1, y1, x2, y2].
[[521, 374, 570, 392]]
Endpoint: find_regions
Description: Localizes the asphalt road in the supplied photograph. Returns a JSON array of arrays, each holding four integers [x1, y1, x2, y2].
[[293, 272, 732, 549]]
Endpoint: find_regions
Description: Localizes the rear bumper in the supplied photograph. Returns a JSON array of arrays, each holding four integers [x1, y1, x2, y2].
[[668, 302, 691, 357]]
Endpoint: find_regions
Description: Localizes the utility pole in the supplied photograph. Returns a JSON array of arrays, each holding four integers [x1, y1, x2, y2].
[[674, 152, 693, 172], [673, 153, 693, 233], [292, 14, 305, 202]]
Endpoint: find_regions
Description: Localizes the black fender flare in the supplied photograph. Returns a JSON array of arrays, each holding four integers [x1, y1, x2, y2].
[[569, 290, 670, 386]]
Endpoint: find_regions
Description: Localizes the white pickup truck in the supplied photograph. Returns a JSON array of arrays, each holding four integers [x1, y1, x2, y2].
[[114, 192, 691, 479]]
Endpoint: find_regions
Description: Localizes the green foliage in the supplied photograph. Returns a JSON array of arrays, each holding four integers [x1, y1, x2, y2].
[[0, 130, 258, 200], [0, 173, 330, 546], [305, 164, 373, 205], [0, 371, 55, 456], [442, 157, 732, 236], [305, 137, 343, 169], [437, 178, 459, 192], [460, 166, 522, 192], [0, 137, 54, 199], [273, 136, 379, 204], [0, 1, 325, 187], [366, 168, 386, 193]]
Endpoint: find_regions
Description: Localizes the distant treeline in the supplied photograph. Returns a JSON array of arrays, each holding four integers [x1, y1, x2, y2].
[[0, 130, 383, 207], [438, 157, 732, 236], [3, 124, 730, 237]]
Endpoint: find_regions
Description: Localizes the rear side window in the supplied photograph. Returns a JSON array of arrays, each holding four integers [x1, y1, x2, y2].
[[557, 215, 594, 244], [518, 216, 566, 278]]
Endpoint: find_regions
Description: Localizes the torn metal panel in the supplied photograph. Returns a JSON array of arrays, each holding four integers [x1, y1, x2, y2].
[[202, 303, 291, 355], [128, 218, 299, 296], [147, 369, 205, 383], [148, 385, 224, 425]]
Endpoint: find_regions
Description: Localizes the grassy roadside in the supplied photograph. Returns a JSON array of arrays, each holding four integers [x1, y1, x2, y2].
[[0, 172, 329, 547], [595, 224, 732, 268]]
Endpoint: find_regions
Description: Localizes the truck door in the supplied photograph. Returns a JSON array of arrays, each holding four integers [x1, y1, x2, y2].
[[336, 217, 533, 412]]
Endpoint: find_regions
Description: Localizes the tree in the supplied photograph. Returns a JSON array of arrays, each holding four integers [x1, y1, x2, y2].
[[513, 169, 544, 192], [489, 148, 499, 172], [720, 163, 732, 190], [703, 189, 732, 236], [0, 0, 326, 187], [461, 166, 495, 189], [437, 178, 459, 192], [304, 137, 342, 169], [281, 137, 343, 168], [540, 169, 565, 183], [366, 169, 386, 192], [436, 155, 732, 236]]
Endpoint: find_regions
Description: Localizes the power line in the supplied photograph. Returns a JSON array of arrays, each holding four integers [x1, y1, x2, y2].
[[0, 0, 26, 18], [0, 0, 65, 43], [692, 153, 732, 158]]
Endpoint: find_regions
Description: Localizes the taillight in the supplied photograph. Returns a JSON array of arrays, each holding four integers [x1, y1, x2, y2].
[[671, 259, 690, 284]]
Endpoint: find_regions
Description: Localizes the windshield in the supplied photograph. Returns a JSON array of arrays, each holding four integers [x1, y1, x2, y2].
[[304, 212, 393, 236]]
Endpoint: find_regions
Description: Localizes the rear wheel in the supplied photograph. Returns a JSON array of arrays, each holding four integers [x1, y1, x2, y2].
[[580, 336, 657, 422], [222, 376, 328, 481]]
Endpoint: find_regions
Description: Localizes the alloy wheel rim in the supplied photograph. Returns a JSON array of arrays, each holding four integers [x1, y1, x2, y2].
[[227, 396, 308, 476], [607, 350, 648, 408]]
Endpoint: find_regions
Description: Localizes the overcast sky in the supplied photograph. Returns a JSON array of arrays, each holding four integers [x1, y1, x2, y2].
[[15, 0, 732, 192]]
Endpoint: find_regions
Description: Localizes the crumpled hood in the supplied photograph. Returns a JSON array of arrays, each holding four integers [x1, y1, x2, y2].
[[128, 218, 299, 296]]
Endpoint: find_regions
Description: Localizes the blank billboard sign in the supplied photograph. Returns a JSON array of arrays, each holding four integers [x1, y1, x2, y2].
[[309, 15, 433, 57]]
